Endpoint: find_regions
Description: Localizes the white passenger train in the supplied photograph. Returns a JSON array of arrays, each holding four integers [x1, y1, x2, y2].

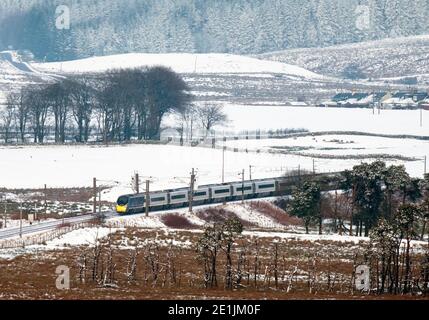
[[116, 172, 342, 214]]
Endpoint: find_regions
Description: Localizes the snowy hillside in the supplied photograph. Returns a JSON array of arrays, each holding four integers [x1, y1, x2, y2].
[[32, 53, 324, 79], [259, 35, 429, 81], [0, 52, 39, 103], [2, 0, 429, 61], [0, 51, 56, 103]]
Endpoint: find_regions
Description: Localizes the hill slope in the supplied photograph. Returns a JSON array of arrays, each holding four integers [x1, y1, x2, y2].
[[32, 53, 324, 79], [259, 35, 429, 80], [0, 51, 398, 105]]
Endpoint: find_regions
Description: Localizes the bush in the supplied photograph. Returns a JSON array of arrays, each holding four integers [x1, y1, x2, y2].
[[161, 214, 198, 229], [195, 208, 255, 227]]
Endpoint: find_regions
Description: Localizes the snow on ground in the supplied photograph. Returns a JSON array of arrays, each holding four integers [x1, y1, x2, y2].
[[107, 212, 167, 229], [226, 203, 284, 229], [1, 218, 58, 230], [243, 230, 368, 244], [0, 227, 119, 260], [0, 143, 316, 202], [221, 134, 429, 177], [45, 227, 118, 247], [0, 106, 428, 200], [223, 134, 429, 157], [107, 201, 286, 230], [106, 202, 277, 229], [32, 53, 324, 79], [242, 231, 428, 252], [215, 104, 429, 136]]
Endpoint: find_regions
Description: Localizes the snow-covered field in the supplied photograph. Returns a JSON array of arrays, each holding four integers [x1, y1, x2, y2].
[[32, 53, 324, 79], [0, 105, 427, 201], [215, 104, 429, 136], [221, 134, 428, 177], [0, 143, 312, 202]]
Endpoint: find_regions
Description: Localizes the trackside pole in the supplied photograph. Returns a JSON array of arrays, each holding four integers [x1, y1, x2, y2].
[[145, 180, 150, 217], [19, 201, 23, 238], [93, 178, 97, 214], [135, 173, 139, 194], [241, 169, 245, 204], [424, 155, 427, 175], [189, 168, 195, 213]]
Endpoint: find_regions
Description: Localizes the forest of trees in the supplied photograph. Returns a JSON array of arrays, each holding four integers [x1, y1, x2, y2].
[[286, 161, 429, 239], [1, 0, 429, 61]]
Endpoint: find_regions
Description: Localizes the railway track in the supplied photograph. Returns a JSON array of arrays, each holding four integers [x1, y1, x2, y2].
[[0, 211, 117, 240]]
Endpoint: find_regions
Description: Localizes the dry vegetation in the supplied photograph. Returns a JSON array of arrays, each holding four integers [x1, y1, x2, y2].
[[195, 207, 256, 227], [160, 214, 199, 229], [249, 201, 302, 226], [0, 227, 427, 300]]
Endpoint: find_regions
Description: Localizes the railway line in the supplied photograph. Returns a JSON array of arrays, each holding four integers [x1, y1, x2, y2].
[[0, 212, 116, 240], [0, 171, 344, 240]]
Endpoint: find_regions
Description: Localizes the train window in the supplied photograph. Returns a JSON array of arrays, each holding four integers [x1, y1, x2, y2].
[[214, 188, 230, 194], [259, 184, 275, 189], [236, 186, 252, 192], [151, 196, 166, 202], [117, 196, 129, 205], [171, 194, 186, 200], [128, 197, 144, 207], [194, 191, 207, 197]]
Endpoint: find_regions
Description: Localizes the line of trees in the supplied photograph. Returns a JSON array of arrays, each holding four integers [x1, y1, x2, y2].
[[1, 67, 229, 144], [0, 67, 200, 144]]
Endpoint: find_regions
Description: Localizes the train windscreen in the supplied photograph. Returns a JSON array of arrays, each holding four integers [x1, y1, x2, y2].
[[117, 196, 129, 205]]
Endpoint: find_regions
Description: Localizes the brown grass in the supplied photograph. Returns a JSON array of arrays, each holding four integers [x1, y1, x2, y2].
[[160, 214, 198, 229], [250, 201, 302, 226], [195, 207, 256, 227]]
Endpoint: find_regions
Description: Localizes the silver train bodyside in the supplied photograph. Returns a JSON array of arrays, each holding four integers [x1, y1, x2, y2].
[[119, 172, 342, 214]]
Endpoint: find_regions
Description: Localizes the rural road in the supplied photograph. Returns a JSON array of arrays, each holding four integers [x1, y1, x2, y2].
[[0, 51, 64, 79]]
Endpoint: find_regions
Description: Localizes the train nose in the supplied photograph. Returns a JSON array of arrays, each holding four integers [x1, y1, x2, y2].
[[116, 205, 127, 213]]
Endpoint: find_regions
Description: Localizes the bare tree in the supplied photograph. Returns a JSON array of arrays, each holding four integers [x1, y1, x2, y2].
[[45, 80, 72, 143], [197, 103, 228, 137], [69, 77, 94, 142], [1, 94, 16, 143], [28, 86, 50, 143], [13, 89, 29, 143], [176, 104, 196, 144], [221, 218, 243, 290]]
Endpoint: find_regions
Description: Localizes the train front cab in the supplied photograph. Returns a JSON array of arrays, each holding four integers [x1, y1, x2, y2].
[[116, 195, 130, 214]]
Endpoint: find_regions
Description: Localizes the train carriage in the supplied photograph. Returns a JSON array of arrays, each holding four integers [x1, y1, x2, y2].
[[255, 180, 276, 195], [210, 185, 233, 201], [232, 182, 255, 198], [169, 190, 189, 206]]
